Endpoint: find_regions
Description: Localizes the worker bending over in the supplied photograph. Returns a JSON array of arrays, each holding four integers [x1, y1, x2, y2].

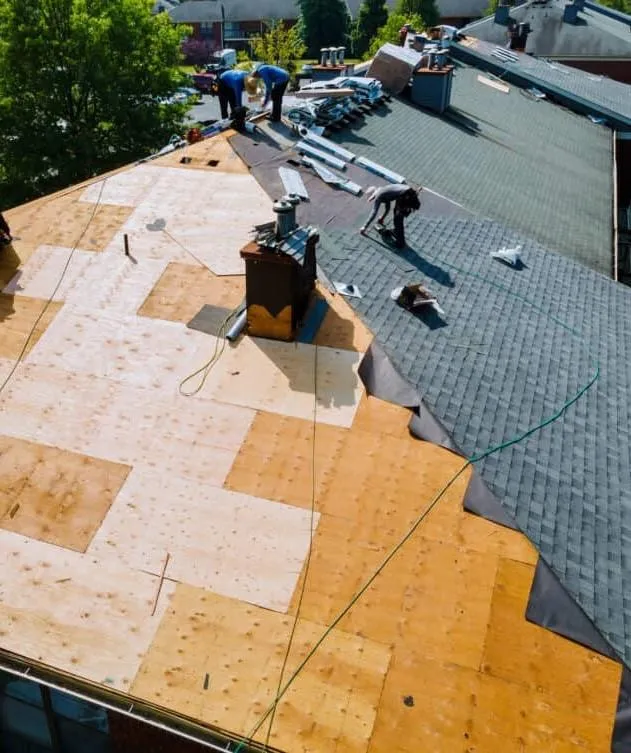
[[251, 65, 290, 122], [0, 212, 12, 246], [360, 184, 422, 249], [217, 69, 258, 120]]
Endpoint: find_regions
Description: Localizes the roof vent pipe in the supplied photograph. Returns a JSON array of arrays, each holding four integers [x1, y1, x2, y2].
[[329, 47, 338, 66], [337, 47, 345, 65], [274, 198, 297, 240], [320, 47, 329, 66]]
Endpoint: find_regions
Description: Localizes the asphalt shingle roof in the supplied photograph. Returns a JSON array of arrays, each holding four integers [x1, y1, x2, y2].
[[329, 66, 613, 276], [453, 38, 631, 129], [462, 0, 631, 59], [316, 215, 631, 665]]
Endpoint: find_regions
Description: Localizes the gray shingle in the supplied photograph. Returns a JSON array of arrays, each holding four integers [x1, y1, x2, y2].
[[330, 70, 613, 275], [317, 216, 631, 665]]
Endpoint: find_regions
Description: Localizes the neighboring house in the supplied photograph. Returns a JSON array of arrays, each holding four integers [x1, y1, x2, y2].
[[463, 0, 631, 84]]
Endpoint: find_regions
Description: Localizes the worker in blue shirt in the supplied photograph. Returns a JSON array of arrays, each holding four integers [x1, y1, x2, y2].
[[217, 69, 257, 120], [251, 64, 290, 122]]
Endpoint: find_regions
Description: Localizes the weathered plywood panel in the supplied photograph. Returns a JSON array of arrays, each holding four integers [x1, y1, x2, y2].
[[137, 262, 244, 323], [481, 558, 621, 712], [0, 364, 254, 486], [132, 586, 390, 753], [152, 135, 249, 174], [0, 242, 38, 288], [0, 531, 174, 691], [89, 467, 317, 612], [0, 436, 130, 552], [198, 338, 363, 428], [314, 288, 373, 353], [0, 295, 63, 360], [2, 246, 96, 302], [79, 165, 163, 207]]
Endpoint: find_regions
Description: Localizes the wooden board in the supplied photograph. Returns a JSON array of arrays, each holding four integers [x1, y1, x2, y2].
[[312, 287, 373, 353], [0, 531, 175, 691], [152, 135, 250, 174], [79, 165, 165, 207], [0, 436, 130, 552], [351, 394, 411, 438], [0, 363, 255, 487], [197, 337, 363, 428], [0, 295, 63, 360], [131, 585, 391, 753], [88, 467, 317, 612], [137, 262, 244, 324]]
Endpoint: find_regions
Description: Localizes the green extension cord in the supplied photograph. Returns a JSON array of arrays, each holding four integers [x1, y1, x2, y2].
[[233, 242, 600, 753]]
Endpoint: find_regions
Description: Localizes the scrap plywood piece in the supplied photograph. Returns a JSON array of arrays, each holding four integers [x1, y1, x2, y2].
[[79, 165, 163, 206], [197, 337, 363, 428], [481, 557, 621, 711], [0, 295, 63, 360], [89, 467, 317, 612], [0, 364, 254, 487], [152, 135, 249, 174], [25, 308, 209, 393], [2, 245, 96, 302], [137, 262, 244, 324], [0, 530, 175, 691], [314, 287, 373, 352], [0, 436, 130, 552], [132, 585, 391, 753]]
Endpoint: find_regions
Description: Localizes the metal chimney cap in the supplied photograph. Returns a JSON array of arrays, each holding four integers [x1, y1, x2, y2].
[[273, 199, 293, 213]]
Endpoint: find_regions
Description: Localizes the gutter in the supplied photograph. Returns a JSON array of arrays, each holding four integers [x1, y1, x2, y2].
[[613, 130, 619, 282], [0, 650, 263, 753]]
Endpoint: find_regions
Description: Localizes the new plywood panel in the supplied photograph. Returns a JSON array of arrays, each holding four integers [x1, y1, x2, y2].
[[0, 436, 130, 552], [0, 295, 63, 359], [0, 530, 174, 691], [153, 135, 249, 174], [132, 586, 390, 753], [25, 308, 209, 393], [481, 558, 621, 712], [2, 246, 96, 302], [89, 467, 317, 612], [314, 288, 373, 353], [137, 262, 244, 323], [80, 165, 164, 206], [0, 364, 254, 486], [351, 394, 411, 439], [198, 338, 363, 428]]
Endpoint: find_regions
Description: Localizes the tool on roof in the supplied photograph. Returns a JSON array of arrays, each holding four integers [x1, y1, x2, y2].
[[490, 244, 523, 267], [391, 284, 445, 316]]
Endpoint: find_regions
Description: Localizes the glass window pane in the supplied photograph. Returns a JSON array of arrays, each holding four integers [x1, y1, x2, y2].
[[0, 676, 44, 707], [49, 689, 109, 732], [58, 717, 110, 753], [0, 696, 52, 748]]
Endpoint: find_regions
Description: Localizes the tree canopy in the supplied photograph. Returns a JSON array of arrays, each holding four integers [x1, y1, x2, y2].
[[394, 0, 439, 27], [366, 12, 423, 58], [351, 0, 389, 57], [252, 20, 306, 74], [297, 0, 351, 58], [0, 0, 188, 209]]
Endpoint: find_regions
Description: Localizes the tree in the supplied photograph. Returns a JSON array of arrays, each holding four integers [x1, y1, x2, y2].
[[395, 0, 439, 27], [297, 0, 351, 59], [596, 0, 631, 11], [351, 0, 388, 57], [0, 0, 188, 208], [252, 20, 306, 74], [366, 12, 423, 58]]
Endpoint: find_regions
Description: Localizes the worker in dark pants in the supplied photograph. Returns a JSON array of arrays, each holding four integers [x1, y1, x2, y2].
[[251, 64, 290, 122], [360, 184, 421, 248], [216, 69, 257, 120], [0, 212, 12, 245]]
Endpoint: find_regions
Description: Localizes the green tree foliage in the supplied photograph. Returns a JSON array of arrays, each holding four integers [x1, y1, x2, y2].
[[366, 12, 423, 58], [252, 20, 306, 74], [395, 0, 439, 27], [297, 0, 351, 58], [351, 0, 388, 57], [596, 0, 631, 11], [0, 0, 188, 208]]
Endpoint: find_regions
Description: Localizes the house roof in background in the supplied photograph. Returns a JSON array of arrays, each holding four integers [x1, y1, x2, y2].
[[329, 64, 613, 275], [463, 0, 631, 59], [169, 0, 301, 24], [453, 36, 631, 130]]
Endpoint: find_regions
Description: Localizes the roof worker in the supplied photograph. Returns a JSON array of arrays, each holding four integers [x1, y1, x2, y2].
[[360, 184, 422, 249], [399, 23, 413, 46], [216, 69, 257, 120], [0, 212, 12, 246], [251, 64, 290, 123]]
